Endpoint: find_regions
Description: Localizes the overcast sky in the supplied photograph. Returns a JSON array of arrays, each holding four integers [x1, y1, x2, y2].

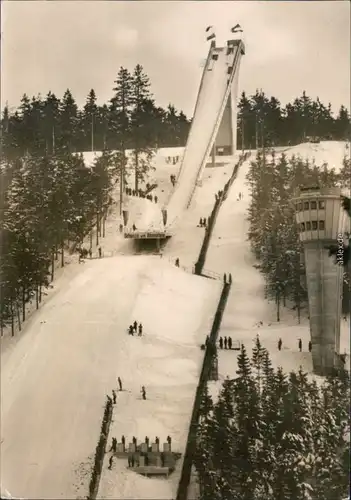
[[1, 1, 350, 117]]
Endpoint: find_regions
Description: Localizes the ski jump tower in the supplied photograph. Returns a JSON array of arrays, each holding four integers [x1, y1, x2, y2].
[[124, 37, 245, 240], [292, 186, 348, 375]]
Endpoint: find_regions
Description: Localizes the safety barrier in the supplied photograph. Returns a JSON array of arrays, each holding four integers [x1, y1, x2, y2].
[[88, 396, 114, 499], [194, 152, 251, 276], [175, 280, 232, 500]]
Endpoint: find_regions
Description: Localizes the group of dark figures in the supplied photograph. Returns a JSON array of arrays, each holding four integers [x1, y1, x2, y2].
[[106, 376, 147, 417], [198, 217, 208, 228], [78, 246, 102, 262], [170, 174, 177, 187], [215, 190, 224, 202], [218, 336, 234, 349], [277, 337, 312, 352], [125, 186, 158, 204], [166, 156, 180, 165], [108, 434, 172, 469], [128, 320, 143, 336]]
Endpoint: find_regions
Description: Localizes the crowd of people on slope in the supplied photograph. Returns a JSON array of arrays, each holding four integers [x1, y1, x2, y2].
[[128, 320, 143, 336], [108, 434, 173, 469], [78, 245, 102, 262], [125, 186, 158, 204], [218, 336, 236, 350], [166, 156, 180, 165]]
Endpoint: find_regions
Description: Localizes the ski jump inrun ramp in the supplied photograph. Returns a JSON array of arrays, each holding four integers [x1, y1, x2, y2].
[[125, 38, 245, 240]]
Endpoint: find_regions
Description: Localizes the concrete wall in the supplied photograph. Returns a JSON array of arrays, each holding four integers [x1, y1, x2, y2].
[[304, 241, 344, 375]]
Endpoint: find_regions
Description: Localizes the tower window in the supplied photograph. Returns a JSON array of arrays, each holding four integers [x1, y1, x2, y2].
[[212, 54, 219, 61], [227, 47, 234, 55], [319, 220, 325, 230], [298, 202, 302, 211], [306, 221, 311, 230], [304, 202, 309, 210], [318, 200, 325, 209], [310, 201, 317, 210], [301, 222, 305, 232], [312, 221, 318, 230]]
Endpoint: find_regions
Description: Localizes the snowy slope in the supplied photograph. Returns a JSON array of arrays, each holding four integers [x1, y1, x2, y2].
[[0, 256, 220, 499], [163, 157, 240, 269], [284, 140, 350, 171], [204, 146, 350, 388]]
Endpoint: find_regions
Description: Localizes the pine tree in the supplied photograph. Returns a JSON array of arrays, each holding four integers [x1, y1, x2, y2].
[[130, 64, 156, 191], [59, 89, 78, 152]]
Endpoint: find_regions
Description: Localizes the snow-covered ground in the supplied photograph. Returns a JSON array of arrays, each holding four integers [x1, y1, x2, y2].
[[204, 141, 350, 393], [0, 255, 220, 499], [284, 140, 350, 170]]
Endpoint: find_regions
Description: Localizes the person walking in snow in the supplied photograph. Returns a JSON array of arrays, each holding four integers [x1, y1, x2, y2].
[[298, 338, 302, 352], [133, 320, 138, 333], [224, 336, 228, 349], [108, 455, 114, 470], [97, 246, 101, 258], [228, 336, 232, 350], [219, 337, 223, 349], [112, 390, 117, 404], [138, 323, 143, 336], [121, 434, 126, 449], [128, 324, 134, 335], [308, 340, 312, 352], [109, 437, 117, 452], [118, 377, 123, 391], [175, 258, 180, 267], [278, 338, 282, 351], [141, 385, 146, 400]]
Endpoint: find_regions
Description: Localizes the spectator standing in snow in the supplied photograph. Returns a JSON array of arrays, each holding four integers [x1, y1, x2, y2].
[[112, 390, 117, 404], [278, 338, 282, 351], [155, 436, 160, 446], [219, 337, 223, 349], [308, 341, 312, 352], [119, 224, 123, 233], [89, 248, 92, 259], [121, 435, 126, 449], [118, 377, 122, 391], [224, 337, 228, 349], [128, 325, 134, 335], [298, 338, 302, 352], [109, 437, 117, 452], [98, 247, 102, 258], [175, 258, 180, 267], [141, 385, 146, 400], [145, 436, 150, 448], [228, 337, 232, 350], [108, 455, 114, 470], [133, 320, 138, 332], [138, 323, 143, 336]]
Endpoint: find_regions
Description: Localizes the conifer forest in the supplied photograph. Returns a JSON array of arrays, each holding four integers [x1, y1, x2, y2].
[[194, 338, 350, 500]]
